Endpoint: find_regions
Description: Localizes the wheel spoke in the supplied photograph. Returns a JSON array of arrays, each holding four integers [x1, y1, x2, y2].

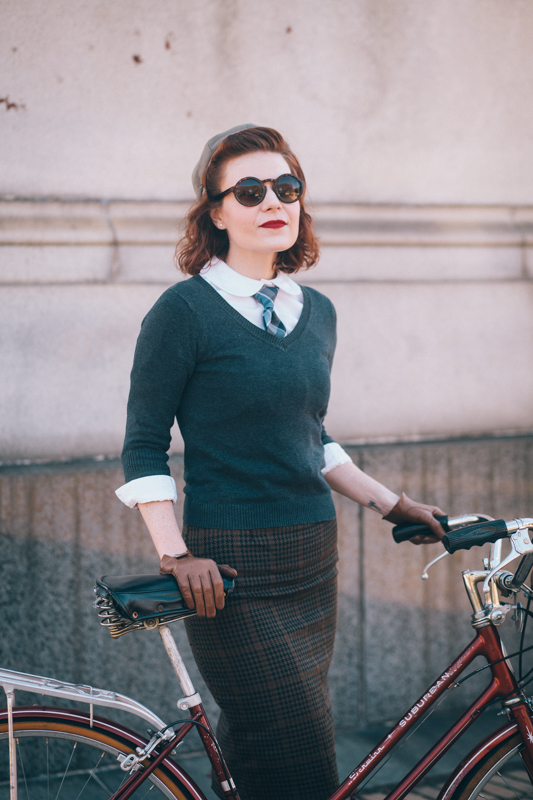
[[53, 741, 77, 800], [73, 751, 106, 800], [90, 769, 114, 794], [16, 738, 31, 800], [138, 783, 157, 800], [510, 774, 533, 790], [495, 768, 526, 800]]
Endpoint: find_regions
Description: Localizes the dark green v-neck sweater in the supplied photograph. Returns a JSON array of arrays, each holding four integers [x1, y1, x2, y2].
[[122, 275, 337, 529]]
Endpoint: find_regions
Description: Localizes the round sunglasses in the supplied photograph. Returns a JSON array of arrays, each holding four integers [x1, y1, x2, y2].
[[210, 174, 304, 207]]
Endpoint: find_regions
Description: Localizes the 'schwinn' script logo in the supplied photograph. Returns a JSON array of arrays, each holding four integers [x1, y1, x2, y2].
[[349, 744, 386, 780]]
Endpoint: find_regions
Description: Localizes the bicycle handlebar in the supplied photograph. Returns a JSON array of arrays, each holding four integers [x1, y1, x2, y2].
[[442, 520, 509, 553], [393, 513, 533, 602], [394, 517, 533, 554]]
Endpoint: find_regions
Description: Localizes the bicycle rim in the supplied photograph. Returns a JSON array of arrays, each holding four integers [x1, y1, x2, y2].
[[450, 733, 533, 799], [0, 711, 198, 800]]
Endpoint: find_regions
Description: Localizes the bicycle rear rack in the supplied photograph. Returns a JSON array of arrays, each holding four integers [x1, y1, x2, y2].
[[0, 667, 168, 730]]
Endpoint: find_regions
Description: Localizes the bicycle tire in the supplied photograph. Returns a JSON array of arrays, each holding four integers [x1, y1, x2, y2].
[[449, 732, 533, 799], [0, 706, 205, 800]]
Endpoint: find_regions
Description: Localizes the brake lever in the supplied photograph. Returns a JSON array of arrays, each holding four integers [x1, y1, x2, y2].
[[421, 514, 495, 581], [421, 550, 449, 580], [483, 527, 533, 594]]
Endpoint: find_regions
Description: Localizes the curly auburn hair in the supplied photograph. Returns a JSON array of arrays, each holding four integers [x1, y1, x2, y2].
[[176, 127, 319, 276]]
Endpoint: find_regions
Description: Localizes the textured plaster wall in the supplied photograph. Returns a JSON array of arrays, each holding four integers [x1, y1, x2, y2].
[[2, 0, 533, 204]]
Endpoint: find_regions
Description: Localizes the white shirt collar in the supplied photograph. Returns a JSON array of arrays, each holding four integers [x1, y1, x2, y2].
[[201, 257, 302, 297]]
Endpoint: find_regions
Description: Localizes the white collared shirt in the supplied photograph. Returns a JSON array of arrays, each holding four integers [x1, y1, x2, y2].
[[200, 257, 304, 334], [115, 259, 351, 508]]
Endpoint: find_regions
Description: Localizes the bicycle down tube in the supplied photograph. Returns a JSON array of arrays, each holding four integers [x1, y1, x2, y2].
[[330, 620, 533, 800]]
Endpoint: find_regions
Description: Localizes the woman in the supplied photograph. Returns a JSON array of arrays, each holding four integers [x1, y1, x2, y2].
[[116, 124, 445, 800]]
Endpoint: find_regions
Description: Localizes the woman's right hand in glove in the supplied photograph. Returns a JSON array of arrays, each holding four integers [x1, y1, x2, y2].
[[159, 552, 237, 619]]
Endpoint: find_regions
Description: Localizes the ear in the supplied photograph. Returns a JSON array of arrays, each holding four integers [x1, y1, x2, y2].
[[210, 208, 225, 230]]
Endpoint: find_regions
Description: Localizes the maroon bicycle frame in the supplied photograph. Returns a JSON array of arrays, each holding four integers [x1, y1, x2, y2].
[[111, 623, 533, 800], [329, 623, 533, 800], [6, 626, 533, 800], [108, 701, 241, 800]]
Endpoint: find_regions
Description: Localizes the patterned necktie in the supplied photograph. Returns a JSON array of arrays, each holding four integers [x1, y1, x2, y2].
[[253, 285, 287, 339]]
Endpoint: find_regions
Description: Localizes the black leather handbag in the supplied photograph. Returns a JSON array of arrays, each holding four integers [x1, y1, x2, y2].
[[94, 573, 234, 638]]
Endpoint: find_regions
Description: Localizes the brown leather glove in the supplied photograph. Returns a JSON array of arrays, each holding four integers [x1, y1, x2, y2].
[[159, 552, 237, 619], [383, 492, 446, 544]]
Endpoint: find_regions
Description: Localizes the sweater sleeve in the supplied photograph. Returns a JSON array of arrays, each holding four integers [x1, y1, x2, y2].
[[317, 296, 352, 474], [121, 290, 197, 483], [320, 424, 335, 446]]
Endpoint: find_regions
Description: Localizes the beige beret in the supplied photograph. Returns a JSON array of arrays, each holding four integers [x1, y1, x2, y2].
[[191, 123, 257, 200]]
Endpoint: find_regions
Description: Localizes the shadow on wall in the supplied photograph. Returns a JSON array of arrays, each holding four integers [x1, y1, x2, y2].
[[1, 436, 532, 736]]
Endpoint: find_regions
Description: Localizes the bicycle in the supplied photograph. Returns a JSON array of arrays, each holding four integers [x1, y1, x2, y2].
[[3, 513, 533, 800]]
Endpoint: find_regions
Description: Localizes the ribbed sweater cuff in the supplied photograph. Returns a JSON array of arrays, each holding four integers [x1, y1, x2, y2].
[[121, 450, 171, 482]]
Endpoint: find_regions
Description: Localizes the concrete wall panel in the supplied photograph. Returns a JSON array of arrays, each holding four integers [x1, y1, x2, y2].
[[318, 281, 533, 443], [117, 245, 182, 284], [0, 245, 113, 283], [0, 285, 160, 461], [314, 245, 524, 283], [2, 278, 532, 461]]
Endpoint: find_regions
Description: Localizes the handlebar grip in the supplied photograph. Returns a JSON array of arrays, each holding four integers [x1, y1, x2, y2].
[[442, 520, 508, 553], [392, 516, 449, 543]]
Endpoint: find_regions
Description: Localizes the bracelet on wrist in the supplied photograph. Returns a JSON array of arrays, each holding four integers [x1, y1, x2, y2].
[[169, 550, 191, 559]]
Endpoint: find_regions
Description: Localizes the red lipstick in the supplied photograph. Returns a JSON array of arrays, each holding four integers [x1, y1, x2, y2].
[[260, 220, 287, 229]]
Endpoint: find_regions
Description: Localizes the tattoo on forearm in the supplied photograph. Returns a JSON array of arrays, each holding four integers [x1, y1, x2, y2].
[[367, 500, 382, 513]]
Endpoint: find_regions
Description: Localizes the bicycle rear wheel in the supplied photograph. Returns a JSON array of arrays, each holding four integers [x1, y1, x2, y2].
[[0, 707, 202, 800], [450, 732, 533, 799]]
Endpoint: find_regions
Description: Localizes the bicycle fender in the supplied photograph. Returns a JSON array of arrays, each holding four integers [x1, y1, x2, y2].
[[0, 706, 210, 800], [437, 721, 518, 800]]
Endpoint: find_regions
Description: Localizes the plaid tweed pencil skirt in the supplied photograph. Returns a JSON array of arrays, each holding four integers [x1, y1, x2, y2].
[[183, 518, 339, 800]]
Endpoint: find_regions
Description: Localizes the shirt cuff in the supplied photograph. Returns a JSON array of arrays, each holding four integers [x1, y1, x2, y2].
[[322, 442, 352, 475], [115, 475, 178, 509]]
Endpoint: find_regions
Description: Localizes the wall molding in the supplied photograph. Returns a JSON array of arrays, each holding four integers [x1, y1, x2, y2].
[[3, 428, 533, 470], [1, 199, 533, 247]]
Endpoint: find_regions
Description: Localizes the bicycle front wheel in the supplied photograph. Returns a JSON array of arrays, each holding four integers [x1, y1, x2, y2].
[[450, 732, 533, 799], [0, 706, 202, 800]]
